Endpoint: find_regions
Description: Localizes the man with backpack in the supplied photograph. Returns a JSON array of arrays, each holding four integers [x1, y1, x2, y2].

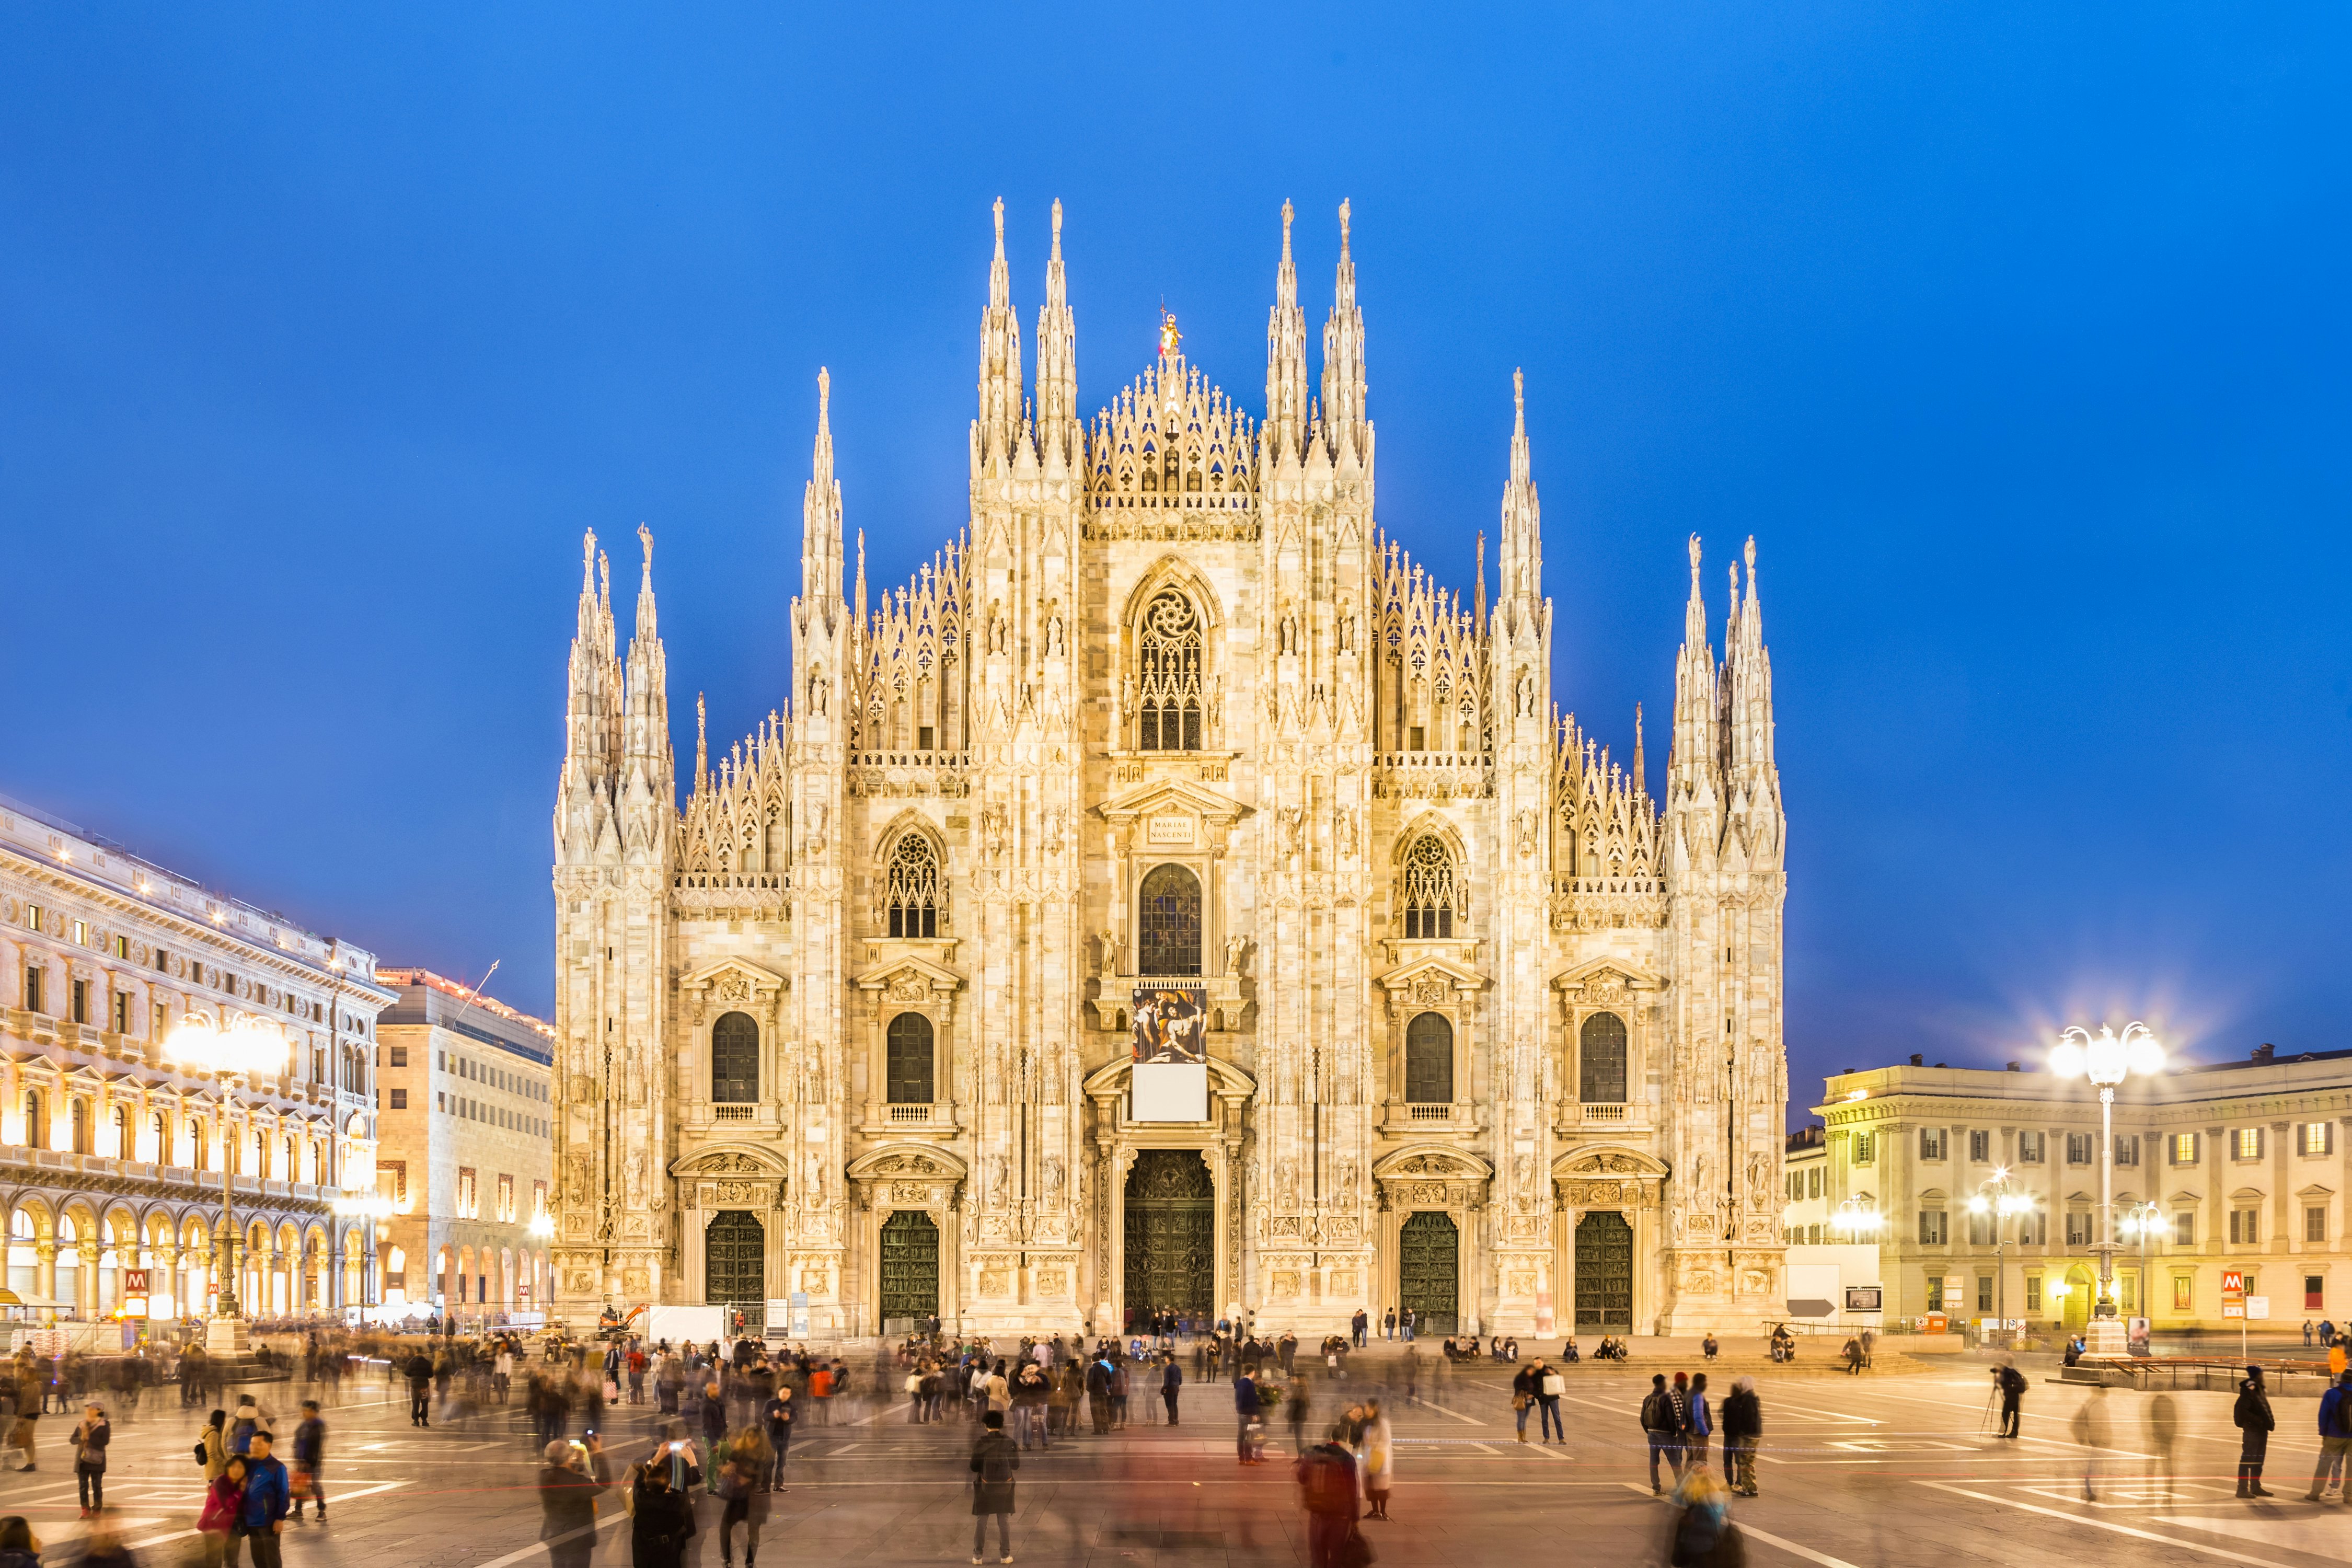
[[969, 1410, 1019, 1565], [289, 1400, 326, 1523], [1294, 1423, 1361, 1568], [1641, 1374, 1684, 1494], [405, 1351, 434, 1428], [2306, 1369, 2352, 1502]]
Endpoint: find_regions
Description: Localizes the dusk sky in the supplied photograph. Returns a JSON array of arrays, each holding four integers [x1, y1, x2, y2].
[[5, 5, 2346, 1119]]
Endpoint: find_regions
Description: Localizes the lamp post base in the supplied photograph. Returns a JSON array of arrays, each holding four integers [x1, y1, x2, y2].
[[204, 1318, 252, 1357], [2083, 1316, 2130, 1357]]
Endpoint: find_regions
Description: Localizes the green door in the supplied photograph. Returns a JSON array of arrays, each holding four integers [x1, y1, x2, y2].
[[1124, 1149, 1215, 1330], [1398, 1211, 1460, 1334], [1574, 1211, 1634, 1330], [878, 1210, 939, 1327], [704, 1211, 766, 1333]]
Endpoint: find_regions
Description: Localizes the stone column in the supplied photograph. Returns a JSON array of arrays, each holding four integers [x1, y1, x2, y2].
[[33, 1241, 55, 1309], [2270, 1121, 2290, 1260], [77, 1239, 100, 1318], [156, 1243, 180, 1318]]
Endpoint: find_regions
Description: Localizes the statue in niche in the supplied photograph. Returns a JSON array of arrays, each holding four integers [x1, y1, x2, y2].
[[1224, 935, 1246, 977], [1275, 1157, 1299, 1212], [1099, 929, 1119, 978], [623, 1150, 646, 1206], [1043, 1158, 1065, 1205], [1046, 610, 1064, 656]]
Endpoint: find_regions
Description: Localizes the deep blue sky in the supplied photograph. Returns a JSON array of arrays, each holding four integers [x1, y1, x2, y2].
[[5, 5, 2347, 1119]]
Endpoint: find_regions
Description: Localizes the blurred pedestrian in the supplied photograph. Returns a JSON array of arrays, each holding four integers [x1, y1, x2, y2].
[[628, 1445, 697, 1568], [1687, 1374, 1714, 1470], [289, 1401, 326, 1523], [0, 1518, 39, 1568], [1721, 1377, 1761, 1496], [537, 1439, 606, 1568], [72, 1401, 108, 1516], [1659, 1467, 1745, 1567], [2146, 1392, 2178, 1504], [2305, 1369, 2351, 1502], [1995, 1358, 2025, 1439], [1641, 1374, 1684, 1494], [1294, 1423, 1361, 1568], [2069, 1382, 2110, 1501], [716, 1427, 770, 1567], [1361, 1396, 1393, 1520]]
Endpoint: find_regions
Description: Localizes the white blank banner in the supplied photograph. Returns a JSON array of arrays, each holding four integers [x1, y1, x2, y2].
[[1130, 1063, 1208, 1123]]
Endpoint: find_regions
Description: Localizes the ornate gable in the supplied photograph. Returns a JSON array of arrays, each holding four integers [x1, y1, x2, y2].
[[678, 958, 789, 1012], [852, 952, 965, 1009], [1550, 955, 1666, 999], [1373, 953, 1489, 1012]]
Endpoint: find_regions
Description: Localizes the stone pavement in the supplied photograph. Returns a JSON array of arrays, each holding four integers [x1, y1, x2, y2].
[[3, 1350, 2346, 1567]]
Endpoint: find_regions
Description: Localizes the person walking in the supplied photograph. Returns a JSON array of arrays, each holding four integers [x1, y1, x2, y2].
[[716, 1427, 771, 1568], [2235, 1364, 2277, 1498], [236, 1428, 292, 1568], [628, 1446, 698, 1568], [1085, 1353, 1113, 1435], [537, 1439, 607, 1568], [200, 1408, 230, 1485], [1532, 1358, 1565, 1443], [2304, 1369, 2351, 1502], [71, 1401, 108, 1516], [1294, 1422, 1361, 1568], [1640, 1374, 1684, 1495], [1659, 1467, 1744, 1568], [1361, 1396, 1394, 1521], [289, 1401, 326, 1523], [2146, 1391, 2179, 1504], [969, 1410, 1019, 1565], [1996, 1358, 2026, 1439], [1285, 1377, 1310, 1459], [405, 1352, 433, 1428], [2069, 1382, 2111, 1502], [1721, 1376, 1761, 1496], [1686, 1374, 1714, 1471]]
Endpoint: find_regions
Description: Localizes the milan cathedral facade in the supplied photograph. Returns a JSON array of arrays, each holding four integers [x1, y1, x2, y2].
[[549, 199, 1789, 1340]]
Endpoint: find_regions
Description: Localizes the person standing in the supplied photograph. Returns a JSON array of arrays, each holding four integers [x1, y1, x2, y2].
[[1640, 1375, 1683, 1495], [1996, 1358, 2026, 1439], [1721, 1377, 1761, 1497], [71, 1401, 108, 1516], [2235, 1364, 2277, 1498], [759, 1386, 792, 1490], [1509, 1362, 1538, 1443], [199, 1456, 248, 1568], [1085, 1353, 1113, 1435], [1235, 1369, 1262, 1465], [969, 1411, 1019, 1565], [1294, 1423, 1361, 1568], [1159, 1354, 1182, 1427], [2304, 1369, 2351, 1502], [537, 1439, 607, 1568], [628, 1447, 698, 1568], [1532, 1359, 1565, 1444], [237, 1428, 292, 1568], [1686, 1374, 1714, 1470], [405, 1351, 434, 1428], [289, 1401, 326, 1523], [1360, 1396, 1394, 1521]]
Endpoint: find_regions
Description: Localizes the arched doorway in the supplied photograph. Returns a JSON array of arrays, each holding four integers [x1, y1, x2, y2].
[[1124, 1149, 1213, 1330], [2062, 1264, 2093, 1335], [705, 1212, 766, 1332], [1398, 1211, 1460, 1334], [1573, 1212, 1634, 1330], [878, 1210, 939, 1328]]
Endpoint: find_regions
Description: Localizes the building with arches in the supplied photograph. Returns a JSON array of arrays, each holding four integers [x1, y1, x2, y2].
[[0, 793, 389, 1322], [374, 970, 554, 1319], [550, 200, 1789, 1338]]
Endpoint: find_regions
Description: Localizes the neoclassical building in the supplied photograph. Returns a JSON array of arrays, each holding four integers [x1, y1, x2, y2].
[[0, 793, 390, 1322], [549, 200, 1789, 1339]]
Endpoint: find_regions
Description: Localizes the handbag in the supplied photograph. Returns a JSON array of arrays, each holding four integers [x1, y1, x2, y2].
[[1541, 1374, 1565, 1397], [1336, 1525, 1377, 1568]]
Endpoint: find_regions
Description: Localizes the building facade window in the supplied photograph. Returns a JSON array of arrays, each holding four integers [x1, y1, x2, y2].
[[885, 1013, 934, 1104], [884, 834, 942, 939], [2172, 1274, 2194, 1311], [2018, 1131, 2045, 1163], [2065, 1212, 2090, 1247], [1137, 864, 1203, 975], [1399, 836, 1461, 940], [1852, 1132, 1874, 1165], [2229, 1208, 2259, 1245], [2301, 1122, 2336, 1157], [1918, 1209, 1946, 1244], [710, 1011, 759, 1103], [2234, 1127, 2264, 1161], [2171, 1132, 2200, 1166], [1919, 1128, 1946, 1161], [1136, 590, 1204, 751], [1578, 1012, 1628, 1104], [1404, 1012, 1453, 1104], [1968, 1129, 1990, 1162], [2066, 1133, 2092, 1166], [2173, 1210, 2195, 1246], [2114, 1135, 2138, 1167], [2307, 1206, 2327, 1244]]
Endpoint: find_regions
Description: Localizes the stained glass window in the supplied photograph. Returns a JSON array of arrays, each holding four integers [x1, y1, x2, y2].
[[885, 833, 942, 938], [1137, 591, 1204, 751], [1401, 836, 1461, 938], [1579, 1011, 1628, 1104], [711, 1011, 758, 1103], [1138, 863, 1203, 976]]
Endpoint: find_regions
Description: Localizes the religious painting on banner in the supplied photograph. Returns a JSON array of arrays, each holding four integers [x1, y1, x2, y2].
[[1132, 985, 1207, 1064]]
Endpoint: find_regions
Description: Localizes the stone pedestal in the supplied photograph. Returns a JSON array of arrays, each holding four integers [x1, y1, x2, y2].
[[204, 1318, 251, 1357], [2083, 1315, 2129, 1357]]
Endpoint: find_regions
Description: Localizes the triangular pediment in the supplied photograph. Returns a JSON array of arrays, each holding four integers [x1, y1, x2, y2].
[[2297, 1182, 2335, 1198], [851, 953, 965, 994], [1374, 954, 1490, 994], [1550, 955, 1666, 995], [1080, 1053, 1256, 1102], [1095, 775, 1252, 827], [679, 957, 790, 998]]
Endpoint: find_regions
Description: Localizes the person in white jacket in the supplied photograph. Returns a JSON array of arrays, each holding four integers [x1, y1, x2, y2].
[[1359, 1396, 1394, 1520]]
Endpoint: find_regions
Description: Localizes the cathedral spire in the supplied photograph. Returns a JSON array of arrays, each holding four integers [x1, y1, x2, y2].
[[1496, 368, 1541, 627], [801, 368, 844, 624], [1319, 200, 1367, 465], [1265, 198, 1308, 466], [1668, 534, 1719, 803], [695, 691, 708, 794], [1035, 199, 1079, 471], [619, 525, 674, 842], [1723, 536, 1777, 786], [975, 197, 1025, 471]]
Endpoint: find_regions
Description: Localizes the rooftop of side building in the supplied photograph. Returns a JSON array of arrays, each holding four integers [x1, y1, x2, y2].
[[1815, 1038, 2352, 1117], [376, 967, 556, 1065]]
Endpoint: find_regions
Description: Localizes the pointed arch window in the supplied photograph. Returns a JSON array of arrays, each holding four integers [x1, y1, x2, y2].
[[885, 833, 942, 939], [1579, 1011, 1628, 1105], [1405, 1012, 1454, 1103], [886, 1013, 934, 1104], [1400, 836, 1462, 939], [1137, 590, 1204, 751]]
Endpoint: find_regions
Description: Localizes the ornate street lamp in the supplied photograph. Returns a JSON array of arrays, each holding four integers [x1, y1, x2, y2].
[[2050, 1021, 2164, 1355], [2117, 1200, 2164, 1344], [165, 1010, 291, 1348], [1832, 1195, 1883, 1241], [1967, 1166, 2036, 1348]]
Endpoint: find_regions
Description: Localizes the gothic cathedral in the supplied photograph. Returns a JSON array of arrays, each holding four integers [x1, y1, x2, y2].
[[549, 199, 1788, 1340]]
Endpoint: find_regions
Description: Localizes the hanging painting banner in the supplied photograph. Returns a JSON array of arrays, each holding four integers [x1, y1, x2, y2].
[[1131, 983, 1209, 1122]]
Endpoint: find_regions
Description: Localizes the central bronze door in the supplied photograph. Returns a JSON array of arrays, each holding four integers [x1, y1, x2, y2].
[[1124, 1149, 1214, 1330], [1398, 1210, 1460, 1334], [1574, 1210, 1634, 1330], [878, 1209, 939, 1327], [704, 1211, 766, 1333]]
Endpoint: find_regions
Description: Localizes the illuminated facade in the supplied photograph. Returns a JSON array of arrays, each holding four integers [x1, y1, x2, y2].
[[1817, 1049, 2352, 1331], [550, 201, 1790, 1338], [374, 969, 555, 1317], [0, 794, 389, 1320]]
